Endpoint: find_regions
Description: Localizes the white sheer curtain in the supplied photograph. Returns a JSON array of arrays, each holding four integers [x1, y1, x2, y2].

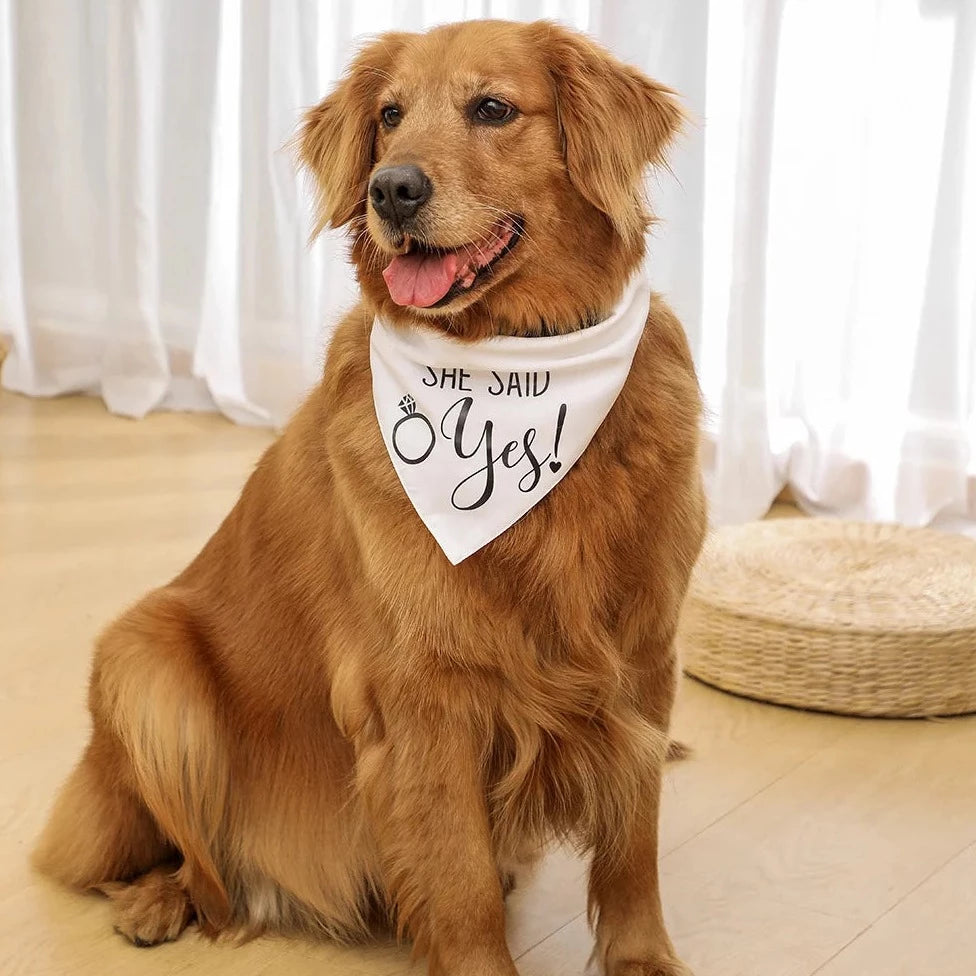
[[2, 1, 974, 532], [1, 0, 369, 425], [701, 0, 976, 533], [0, 0, 703, 427]]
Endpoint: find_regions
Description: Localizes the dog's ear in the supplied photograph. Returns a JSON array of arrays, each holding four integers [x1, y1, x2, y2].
[[297, 34, 408, 236], [534, 23, 684, 244]]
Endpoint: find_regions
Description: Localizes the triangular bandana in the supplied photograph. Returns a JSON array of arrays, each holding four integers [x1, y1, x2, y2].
[[369, 272, 652, 564]]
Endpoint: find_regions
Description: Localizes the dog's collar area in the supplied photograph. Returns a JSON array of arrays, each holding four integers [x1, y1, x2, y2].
[[518, 309, 604, 338]]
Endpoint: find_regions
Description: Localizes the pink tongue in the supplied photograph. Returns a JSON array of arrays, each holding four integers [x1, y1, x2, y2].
[[383, 250, 460, 308]]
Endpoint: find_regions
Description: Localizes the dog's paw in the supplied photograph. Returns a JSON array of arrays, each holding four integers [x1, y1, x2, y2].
[[98, 866, 194, 947]]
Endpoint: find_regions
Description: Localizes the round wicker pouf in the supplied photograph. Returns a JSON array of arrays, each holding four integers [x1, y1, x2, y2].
[[679, 519, 976, 717]]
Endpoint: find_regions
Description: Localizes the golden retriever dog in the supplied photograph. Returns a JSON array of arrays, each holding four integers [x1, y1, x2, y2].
[[34, 19, 705, 976]]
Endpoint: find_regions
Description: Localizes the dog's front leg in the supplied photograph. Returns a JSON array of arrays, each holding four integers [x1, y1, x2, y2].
[[588, 651, 693, 976], [362, 692, 517, 976], [588, 756, 692, 976]]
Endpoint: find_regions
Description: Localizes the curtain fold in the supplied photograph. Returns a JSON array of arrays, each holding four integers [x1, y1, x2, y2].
[[0, 0, 31, 394], [698, 0, 976, 531], [101, 0, 169, 416], [2, 0, 974, 533]]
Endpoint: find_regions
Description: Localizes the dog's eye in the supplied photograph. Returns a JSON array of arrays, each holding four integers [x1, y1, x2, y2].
[[380, 105, 402, 129], [474, 97, 515, 125]]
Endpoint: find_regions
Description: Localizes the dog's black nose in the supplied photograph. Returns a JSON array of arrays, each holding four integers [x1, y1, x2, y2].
[[369, 165, 432, 225]]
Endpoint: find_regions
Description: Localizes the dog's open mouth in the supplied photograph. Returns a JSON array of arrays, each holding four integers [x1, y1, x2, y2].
[[381, 217, 523, 309]]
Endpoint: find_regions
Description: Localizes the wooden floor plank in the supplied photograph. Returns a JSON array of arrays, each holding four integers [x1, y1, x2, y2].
[[812, 842, 976, 976], [662, 717, 976, 924]]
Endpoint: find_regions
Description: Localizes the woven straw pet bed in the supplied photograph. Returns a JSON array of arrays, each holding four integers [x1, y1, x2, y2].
[[679, 519, 976, 717]]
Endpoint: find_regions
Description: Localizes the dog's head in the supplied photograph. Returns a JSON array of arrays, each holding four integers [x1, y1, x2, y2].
[[298, 20, 682, 338]]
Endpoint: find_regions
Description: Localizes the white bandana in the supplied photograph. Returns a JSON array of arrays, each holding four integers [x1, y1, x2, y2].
[[369, 272, 652, 564]]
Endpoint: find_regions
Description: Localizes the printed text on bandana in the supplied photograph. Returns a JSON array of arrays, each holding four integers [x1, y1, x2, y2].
[[391, 366, 568, 512]]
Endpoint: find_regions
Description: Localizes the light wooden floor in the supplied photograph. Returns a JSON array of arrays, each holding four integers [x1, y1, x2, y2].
[[2, 390, 975, 976]]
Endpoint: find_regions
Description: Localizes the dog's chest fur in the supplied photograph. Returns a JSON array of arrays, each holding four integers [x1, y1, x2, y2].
[[313, 305, 699, 855]]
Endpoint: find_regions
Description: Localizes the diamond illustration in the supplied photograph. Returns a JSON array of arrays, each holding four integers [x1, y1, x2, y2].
[[398, 394, 417, 415]]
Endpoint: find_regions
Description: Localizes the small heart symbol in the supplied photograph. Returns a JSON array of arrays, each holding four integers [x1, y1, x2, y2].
[[549, 461, 562, 472]]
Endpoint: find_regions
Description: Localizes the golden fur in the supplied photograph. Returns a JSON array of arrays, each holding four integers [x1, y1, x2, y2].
[[34, 20, 705, 976]]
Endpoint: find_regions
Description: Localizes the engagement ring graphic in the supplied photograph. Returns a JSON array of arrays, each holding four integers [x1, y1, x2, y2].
[[391, 393, 435, 464]]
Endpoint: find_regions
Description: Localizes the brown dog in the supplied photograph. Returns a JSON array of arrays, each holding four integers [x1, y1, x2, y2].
[[34, 19, 705, 976]]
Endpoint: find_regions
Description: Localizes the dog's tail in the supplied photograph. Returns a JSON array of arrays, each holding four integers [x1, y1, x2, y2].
[[666, 739, 692, 762]]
